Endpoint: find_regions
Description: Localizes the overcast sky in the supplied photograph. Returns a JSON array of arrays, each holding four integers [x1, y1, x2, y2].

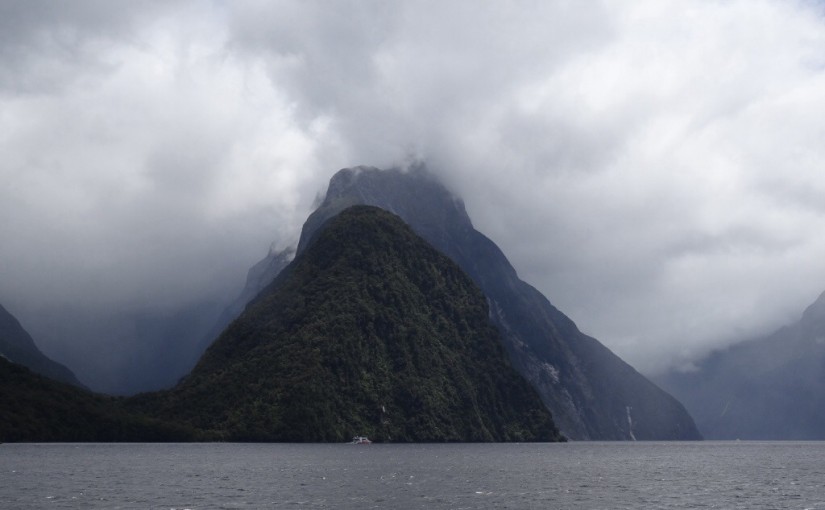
[[2, 0, 825, 376]]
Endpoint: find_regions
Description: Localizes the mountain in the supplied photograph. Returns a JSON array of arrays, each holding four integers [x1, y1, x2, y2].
[[0, 356, 195, 442], [0, 302, 83, 387], [135, 206, 563, 442], [657, 290, 825, 439], [283, 165, 700, 440]]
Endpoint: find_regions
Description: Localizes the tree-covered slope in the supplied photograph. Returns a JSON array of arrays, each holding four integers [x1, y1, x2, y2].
[[291, 166, 700, 440], [0, 356, 195, 442], [139, 206, 562, 442], [0, 302, 83, 388]]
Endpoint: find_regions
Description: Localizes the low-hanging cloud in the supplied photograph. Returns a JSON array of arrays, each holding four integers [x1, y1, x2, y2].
[[2, 0, 825, 378]]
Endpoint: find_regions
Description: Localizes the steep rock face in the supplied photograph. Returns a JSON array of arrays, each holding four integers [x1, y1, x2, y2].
[[142, 206, 562, 442], [292, 166, 699, 440], [658, 290, 825, 439], [0, 303, 83, 388]]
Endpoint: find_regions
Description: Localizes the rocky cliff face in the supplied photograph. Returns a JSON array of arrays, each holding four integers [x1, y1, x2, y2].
[[265, 165, 700, 440], [658, 290, 825, 439], [0, 302, 84, 388]]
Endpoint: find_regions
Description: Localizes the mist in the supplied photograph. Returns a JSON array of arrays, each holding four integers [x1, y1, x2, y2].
[[3, 0, 825, 390]]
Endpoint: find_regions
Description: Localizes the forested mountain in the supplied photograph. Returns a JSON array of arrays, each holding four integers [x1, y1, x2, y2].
[[134, 206, 563, 442], [211, 166, 701, 440], [231, 165, 699, 440]]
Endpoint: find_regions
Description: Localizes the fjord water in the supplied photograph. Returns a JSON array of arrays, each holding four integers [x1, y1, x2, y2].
[[2, 442, 824, 509]]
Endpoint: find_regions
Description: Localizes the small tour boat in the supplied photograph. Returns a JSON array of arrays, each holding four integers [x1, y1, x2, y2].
[[349, 436, 372, 444]]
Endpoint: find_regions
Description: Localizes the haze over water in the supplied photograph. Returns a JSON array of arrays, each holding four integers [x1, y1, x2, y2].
[[2, 442, 824, 509]]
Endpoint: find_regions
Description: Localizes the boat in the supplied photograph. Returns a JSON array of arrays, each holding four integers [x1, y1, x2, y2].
[[349, 436, 372, 444]]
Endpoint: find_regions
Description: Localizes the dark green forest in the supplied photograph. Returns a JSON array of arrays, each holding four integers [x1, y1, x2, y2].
[[0, 357, 195, 442]]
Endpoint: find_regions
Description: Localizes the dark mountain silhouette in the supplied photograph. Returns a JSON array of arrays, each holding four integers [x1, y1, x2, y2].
[[0, 356, 195, 442], [226, 165, 699, 440], [0, 302, 83, 388], [135, 206, 563, 442], [658, 290, 825, 439]]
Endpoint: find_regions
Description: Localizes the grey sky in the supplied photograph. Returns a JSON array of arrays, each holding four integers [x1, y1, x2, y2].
[[2, 0, 825, 376]]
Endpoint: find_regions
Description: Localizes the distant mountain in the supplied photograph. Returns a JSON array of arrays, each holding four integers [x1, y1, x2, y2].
[[135, 206, 563, 442], [229, 165, 699, 440], [0, 356, 195, 442], [657, 290, 825, 439], [15, 299, 230, 395], [0, 302, 83, 387]]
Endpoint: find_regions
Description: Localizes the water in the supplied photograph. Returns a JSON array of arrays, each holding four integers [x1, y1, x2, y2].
[[2, 442, 825, 509]]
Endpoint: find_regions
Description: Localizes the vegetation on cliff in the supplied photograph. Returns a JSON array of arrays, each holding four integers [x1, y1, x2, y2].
[[136, 206, 562, 442]]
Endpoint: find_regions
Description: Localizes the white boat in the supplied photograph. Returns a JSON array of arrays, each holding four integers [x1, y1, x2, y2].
[[349, 436, 372, 444]]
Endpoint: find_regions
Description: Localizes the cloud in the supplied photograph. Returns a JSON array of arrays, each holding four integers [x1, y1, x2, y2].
[[3, 0, 825, 379], [0, 2, 333, 314]]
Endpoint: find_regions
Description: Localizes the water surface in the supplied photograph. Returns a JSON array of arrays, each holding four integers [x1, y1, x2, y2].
[[2, 442, 825, 509]]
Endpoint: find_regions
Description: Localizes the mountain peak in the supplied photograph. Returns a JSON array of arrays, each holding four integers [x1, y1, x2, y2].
[[298, 166, 471, 255], [148, 205, 563, 442], [325, 165, 377, 199], [289, 166, 699, 440]]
